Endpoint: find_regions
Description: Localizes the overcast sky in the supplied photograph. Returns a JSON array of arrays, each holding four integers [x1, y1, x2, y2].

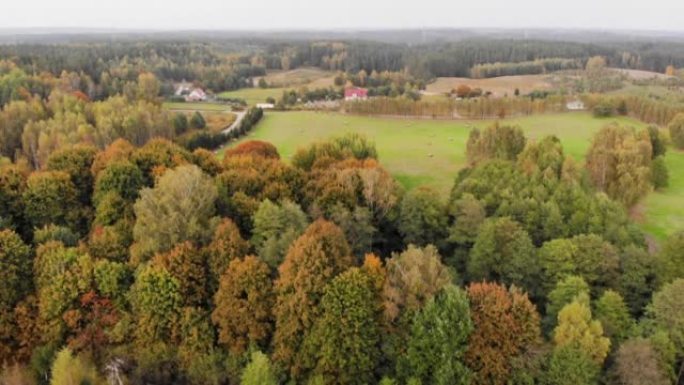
[[3, 0, 684, 31]]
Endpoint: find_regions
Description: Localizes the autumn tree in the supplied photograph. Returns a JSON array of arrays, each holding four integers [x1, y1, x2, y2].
[[398, 186, 448, 247], [613, 338, 670, 385], [553, 300, 610, 364], [585, 124, 653, 206], [291, 133, 377, 171], [382, 245, 453, 325], [153, 241, 207, 307], [251, 199, 309, 269], [132, 165, 218, 264], [226, 140, 280, 159], [466, 123, 526, 165], [204, 218, 250, 292], [212, 255, 274, 355], [305, 268, 381, 385], [465, 282, 541, 385], [272, 219, 353, 379], [217, 154, 302, 233], [398, 285, 473, 385]]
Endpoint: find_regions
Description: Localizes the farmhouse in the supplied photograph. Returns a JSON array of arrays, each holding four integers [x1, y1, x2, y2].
[[344, 87, 369, 101], [175, 81, 208, 102], [566, 99, 585, 111]]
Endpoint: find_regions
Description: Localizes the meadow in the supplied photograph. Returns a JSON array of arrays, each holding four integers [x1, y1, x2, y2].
[[217, 88, 285, 106], [224, 110, 684, 240]]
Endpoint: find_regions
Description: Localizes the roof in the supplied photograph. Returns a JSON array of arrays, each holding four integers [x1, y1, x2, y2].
[[345, 87, 368, 97]]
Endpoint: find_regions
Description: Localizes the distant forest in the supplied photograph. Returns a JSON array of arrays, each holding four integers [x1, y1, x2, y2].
[[1, 29, 684, 90]]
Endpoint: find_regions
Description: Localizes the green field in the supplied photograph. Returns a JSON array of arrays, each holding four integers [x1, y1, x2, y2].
[[227, 111, 644, 192], [639, 150, 684, 240], [218, 88, 285, 106], [225, 110, 684, 240]]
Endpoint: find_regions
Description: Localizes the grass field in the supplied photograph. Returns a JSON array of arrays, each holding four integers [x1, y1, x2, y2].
[[638, 150, 684, 240], [225, 111, 645, 193], [217, 88, 285, 106], [425, 75, 554, 97]]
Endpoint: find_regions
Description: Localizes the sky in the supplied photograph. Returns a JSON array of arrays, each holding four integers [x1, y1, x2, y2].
[[3, 0, 684, 32]]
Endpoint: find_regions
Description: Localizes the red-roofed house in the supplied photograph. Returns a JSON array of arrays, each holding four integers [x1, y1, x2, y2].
[[344, 87, 368, 101]]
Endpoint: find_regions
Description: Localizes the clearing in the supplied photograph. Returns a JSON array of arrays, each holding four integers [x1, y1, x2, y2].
[[256, 67, 335, 88]]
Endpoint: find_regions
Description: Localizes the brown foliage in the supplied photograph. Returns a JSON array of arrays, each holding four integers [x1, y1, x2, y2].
[[272, 219, 353, 378], [225, 140, 280, 159], [204, 218, 250, 291], [63, 291, 119, 360], [466, 282, 541, 385], [212, 255, 274, 354], [90, 138, 134, 176], [153, 242, 208, 307]]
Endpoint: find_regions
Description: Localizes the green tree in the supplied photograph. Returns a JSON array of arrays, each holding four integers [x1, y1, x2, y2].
[[398, 186, 448, 247], [251, 199, 309, 269], [46, 144, 97, 205], [647, 279, 684, 352], [651, 156, 669, 189], [658, 231, 684, 284], [132, 165, 218, 264], [305, 268, 381, 385], [93, 161, 144, 204], [543, 345, 599, 385], [466, 122, 526, 165], [468, 217, 536, 291], [242, 351, 278, 385], [130, 264, 182, 344], [619, 245, 660, 315], [594, 290, 633, 344], [398, 285, 473, 385], [0, 229, 32, 310], [543, 275, 590, 333], [189, 111, 206, 129], [272, 219, 353, 379], [22, 171, 79, 231], [646, 125, 667, 158], [328, 204, 376, 260], [667, 112, 684, 149]]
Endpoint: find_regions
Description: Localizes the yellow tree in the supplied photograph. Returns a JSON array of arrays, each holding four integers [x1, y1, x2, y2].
[[553, 299, 610, 364]]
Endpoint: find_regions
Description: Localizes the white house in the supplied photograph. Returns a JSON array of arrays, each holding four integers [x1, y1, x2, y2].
[[175, 81, 208, 102], [566, 100, 585, 111], [186, 88, 207, 102], [256, 103, 275, 109]]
